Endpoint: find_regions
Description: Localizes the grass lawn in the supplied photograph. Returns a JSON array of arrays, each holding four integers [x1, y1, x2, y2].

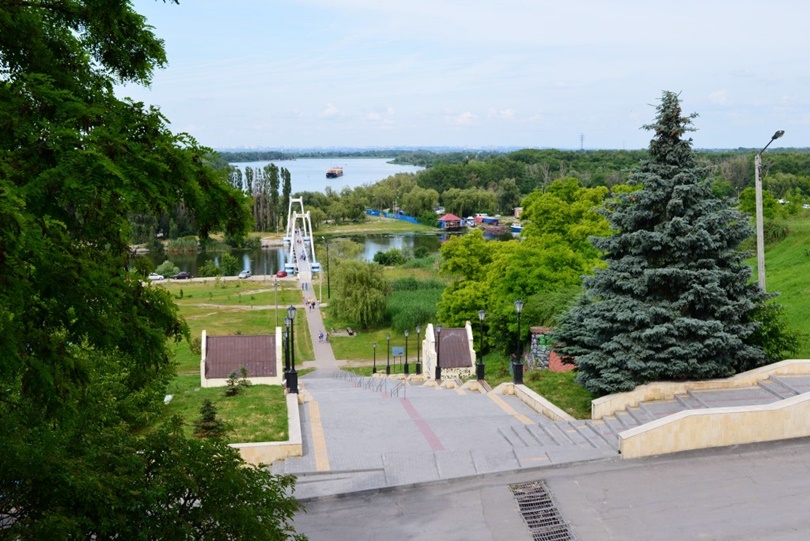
[[318, 216, 434, 236], [150, 278, 315, 443], [164, 375, 288, 442], [754, 215, 810, 357]]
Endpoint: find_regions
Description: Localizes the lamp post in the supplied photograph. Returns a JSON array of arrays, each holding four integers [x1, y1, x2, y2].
[[287, 305, 298, 393], [416, 325, 422, 375], [373, 342, 377, 374], [404, 330, 410, 375], [755, 130, 785, 292], [283, 317, 291, 375], [274, 278, 279, 327], [477, 310, 486, 380], [513, 300, 524, 385], [386, 333, 391, 375], [435, 324, 442, 381]]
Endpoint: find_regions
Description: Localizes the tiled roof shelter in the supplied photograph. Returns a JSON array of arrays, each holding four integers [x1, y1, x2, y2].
[[200, 330, 284, 388]]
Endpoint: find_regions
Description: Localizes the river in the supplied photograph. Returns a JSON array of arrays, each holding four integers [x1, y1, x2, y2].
[[229, 157, 424, 194]]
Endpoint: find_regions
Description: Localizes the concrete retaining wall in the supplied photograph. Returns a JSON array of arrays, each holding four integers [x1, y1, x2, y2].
[[230, 393, 302, 466], [592, 359, 810, 419], [619, 392, 810, 459], [490, 383, 575, 422]]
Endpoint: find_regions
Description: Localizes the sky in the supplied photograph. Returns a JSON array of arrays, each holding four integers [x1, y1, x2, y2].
[[122, 0, 810, 151]]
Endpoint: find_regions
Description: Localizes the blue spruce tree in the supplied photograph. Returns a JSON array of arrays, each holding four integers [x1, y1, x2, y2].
[[554, 91, 778, 395]]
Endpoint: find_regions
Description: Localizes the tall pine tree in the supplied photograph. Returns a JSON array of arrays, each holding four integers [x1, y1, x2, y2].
[[554, 91, 774, 395]]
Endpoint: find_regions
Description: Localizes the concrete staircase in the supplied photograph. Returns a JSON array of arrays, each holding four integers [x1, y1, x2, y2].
[[593, 374, 810, 435]]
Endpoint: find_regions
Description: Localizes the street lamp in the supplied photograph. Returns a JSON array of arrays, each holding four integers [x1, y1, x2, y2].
[[287, 305, 298, 393], [477, 310, 486, 380], [283, 317, 291, 375], [404, 330, 410, 375], [274, 278, 279, 327], [435, 324, 442, 381], [386, 333, 391, 375], [514, 300, 524, 385], [373, 342, 377, 374], [416, 325, 422, 375], [755, 129, 785, 292]]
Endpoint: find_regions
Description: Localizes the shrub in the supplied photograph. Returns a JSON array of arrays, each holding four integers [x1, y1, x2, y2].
[[167, 236, 198, 252], [220, 253, 240, 276], [413, 246, 430, 259], [155, 260, 180, 277], [198, 261, 222, 278]]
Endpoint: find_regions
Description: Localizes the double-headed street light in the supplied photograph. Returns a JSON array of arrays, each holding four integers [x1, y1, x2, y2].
[[513, 300, 524, 385], [755, 130, 785, 292], [477, 310, 486, 381], [287, 305, 298, 394]]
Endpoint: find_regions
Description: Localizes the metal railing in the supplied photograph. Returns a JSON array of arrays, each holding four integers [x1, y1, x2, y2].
[[334, 370, 406, 399]]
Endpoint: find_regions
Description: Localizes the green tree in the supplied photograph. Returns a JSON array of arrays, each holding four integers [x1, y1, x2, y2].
[[220, 252, 240, 276], [332, 260, 391, 328], [0, 1, 299, 537], [554, 91, 784, 395], [496, 178, 521, 214], [194, 399, 227, 438]]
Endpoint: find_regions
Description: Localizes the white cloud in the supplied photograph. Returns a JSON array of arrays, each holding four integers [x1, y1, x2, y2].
[[489, 108, 515, 120], [709, 90, 729, 105], [321, 104, 339, 117], [448, 111, 476, 126]]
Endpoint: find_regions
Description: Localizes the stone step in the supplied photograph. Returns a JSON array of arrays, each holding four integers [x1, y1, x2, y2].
[[589, 419, 621, 448], [758, 379, 797, 400], [613, 410, 640, 429], [626, 405, 656, 425], [568, 420, 614, 449], [675, 393, 704, 409]]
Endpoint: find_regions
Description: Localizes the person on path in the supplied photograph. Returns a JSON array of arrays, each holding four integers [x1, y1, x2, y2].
[[318, 331, 324, 343]]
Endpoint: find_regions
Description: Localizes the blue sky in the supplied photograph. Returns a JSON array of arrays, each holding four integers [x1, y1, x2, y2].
[[122, 0, 809, 150]]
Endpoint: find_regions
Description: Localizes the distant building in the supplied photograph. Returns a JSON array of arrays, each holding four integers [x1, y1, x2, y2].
[[514, 207, 523, 219], [437, 213, 462, 230], [200, 330, 284, 388]]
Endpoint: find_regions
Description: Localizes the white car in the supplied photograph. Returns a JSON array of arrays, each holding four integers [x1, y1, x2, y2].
[[238, 270, 252, 279], [148, 273, 165, 281]]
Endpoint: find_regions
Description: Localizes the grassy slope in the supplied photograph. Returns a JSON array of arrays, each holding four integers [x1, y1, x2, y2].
[[756, 215, 810, 357]]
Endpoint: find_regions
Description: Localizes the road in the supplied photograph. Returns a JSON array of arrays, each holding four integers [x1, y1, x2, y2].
[[294, 437, 810, 541]]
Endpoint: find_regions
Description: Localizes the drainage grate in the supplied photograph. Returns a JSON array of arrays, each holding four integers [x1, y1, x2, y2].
[[510, 480, 576, 541]]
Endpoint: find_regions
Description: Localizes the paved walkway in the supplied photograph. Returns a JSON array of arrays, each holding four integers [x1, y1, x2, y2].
[[276, 270, 617, 499], [281, 270, 810, 506]]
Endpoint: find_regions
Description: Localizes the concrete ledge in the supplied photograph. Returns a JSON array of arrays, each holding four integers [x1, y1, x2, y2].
[[513, 384, 575, 422], [592, 359, 810, 419], [619, 392, 810, 459], [230, 392, 302, 466]]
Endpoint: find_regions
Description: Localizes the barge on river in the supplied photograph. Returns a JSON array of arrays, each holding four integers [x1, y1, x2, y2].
[[326, 166, 343, 179]]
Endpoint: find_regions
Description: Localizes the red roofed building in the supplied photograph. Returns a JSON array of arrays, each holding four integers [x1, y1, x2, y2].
[[437, 213, 462, 230], [200, 329, 284, 387]]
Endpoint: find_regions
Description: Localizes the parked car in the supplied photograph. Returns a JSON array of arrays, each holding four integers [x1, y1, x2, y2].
[[238, 270, 252, 279], [147, 273, 164, 281], [276, 270, 288, 278], [172, 271, 192, 280]]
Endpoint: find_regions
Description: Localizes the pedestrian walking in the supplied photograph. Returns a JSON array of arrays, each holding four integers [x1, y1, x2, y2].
[[318, 331, 324, 343]]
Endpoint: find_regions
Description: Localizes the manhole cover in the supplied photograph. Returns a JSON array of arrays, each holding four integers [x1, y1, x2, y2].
[[510, 480, 576, 541]]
